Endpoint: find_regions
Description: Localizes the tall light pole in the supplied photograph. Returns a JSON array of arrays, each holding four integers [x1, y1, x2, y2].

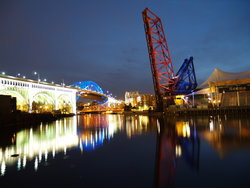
[[34, 72, 40, 83]]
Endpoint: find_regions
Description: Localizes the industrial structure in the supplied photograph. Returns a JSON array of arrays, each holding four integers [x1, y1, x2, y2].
[[142, 8, 197, 111]]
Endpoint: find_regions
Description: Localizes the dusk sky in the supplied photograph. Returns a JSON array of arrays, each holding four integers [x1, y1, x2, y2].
[[1, 0, 249, 97]]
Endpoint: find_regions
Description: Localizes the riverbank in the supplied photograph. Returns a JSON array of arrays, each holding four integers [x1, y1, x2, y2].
[[0, 112, 75, 128], [122, 106, 250, 117], [164, 106, 250, 116]]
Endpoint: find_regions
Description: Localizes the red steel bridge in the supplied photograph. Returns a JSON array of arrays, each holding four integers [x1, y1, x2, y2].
[[142, 8, 197, 111]]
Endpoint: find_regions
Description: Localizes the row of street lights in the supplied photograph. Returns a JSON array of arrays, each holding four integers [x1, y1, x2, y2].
[[0, 71, 62, 86], [33, 72, 48, 83]]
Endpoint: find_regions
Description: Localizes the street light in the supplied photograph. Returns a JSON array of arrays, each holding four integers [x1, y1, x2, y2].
[[34, 72, 40, 83], [22, 76, 26, 79], [1, 72, 5, 75]]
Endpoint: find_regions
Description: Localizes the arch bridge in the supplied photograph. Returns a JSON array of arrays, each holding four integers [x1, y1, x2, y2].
[[0, 76, 108, 114]]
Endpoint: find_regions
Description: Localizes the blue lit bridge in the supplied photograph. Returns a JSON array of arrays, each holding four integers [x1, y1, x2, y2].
[[0, 75, 108, 114]]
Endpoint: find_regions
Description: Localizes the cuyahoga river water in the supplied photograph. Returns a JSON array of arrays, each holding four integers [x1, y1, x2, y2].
[[0, 114, 250, 187]]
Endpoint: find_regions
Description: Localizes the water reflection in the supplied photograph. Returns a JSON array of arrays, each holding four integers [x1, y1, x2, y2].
[[155, 117, 200, 188], [201, 116, 250, 158], [0, 117, 78, 176], [0, 114, 154, 176], [78, 114, 122, 151], [0, 114, 249, 187], [124, 115, 157, 138], [155, 115, 250, 188]]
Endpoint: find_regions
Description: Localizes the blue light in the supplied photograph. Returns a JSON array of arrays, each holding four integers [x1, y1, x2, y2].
[[71, 81, 104, 94]]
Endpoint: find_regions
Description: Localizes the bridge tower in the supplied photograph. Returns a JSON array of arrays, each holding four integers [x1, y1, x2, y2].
[[142, 8, 175, 111]]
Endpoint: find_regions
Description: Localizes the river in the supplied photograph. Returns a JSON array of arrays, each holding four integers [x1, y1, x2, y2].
[[0, 114, 250, 187]]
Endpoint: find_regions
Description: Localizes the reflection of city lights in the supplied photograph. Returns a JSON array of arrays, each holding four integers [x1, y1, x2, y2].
[[108, 115, 117, 137], [209, 120, 214, 132], [23, 156, 26, 168], [17, 158, 21, 171], [157, 120, 160, 134], [64, 147, 67, 155], [1, 161, 6, 176], [0, 118, 78, 175], [139, 116, 149, 127], [219, 123, 222, 131], [45, 150, 48, 162], [52, 148, 55, 158], [176, 121, 191, 138], [34, 157, 38, 171], [183, 123, 190, 138], [176, 145, 182, 157], [0, 114, 154, 175]]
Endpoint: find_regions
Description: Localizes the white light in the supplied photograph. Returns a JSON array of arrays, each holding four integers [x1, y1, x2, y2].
[[34, 157, 38, 171], [64, 147, 67, 155], [1, 161, 6, 176], [1, 72, 5, 75], [23, 76, 26, 79], [45, 150, 48, 162], [52, 148, 55, 158], [17, 158, 21, 171], [43, 79, 47, 82], [23, 156, 26, 168], [209, 120, 214, 132]]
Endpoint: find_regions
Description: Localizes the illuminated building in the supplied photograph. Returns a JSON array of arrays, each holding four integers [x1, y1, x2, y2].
[[125, 91, 140, 106], [193, 68, 250, 107], [125, 91, 156, 110]]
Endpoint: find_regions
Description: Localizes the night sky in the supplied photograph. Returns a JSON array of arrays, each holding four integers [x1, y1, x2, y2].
[[1, 0, 249, 98]]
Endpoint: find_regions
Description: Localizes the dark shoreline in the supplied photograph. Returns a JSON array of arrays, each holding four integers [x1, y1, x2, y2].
[[164, 106, 250, 116], [123, 106, 250, 117], [1, 106, 249, 129], [0, 112, 75, 129]]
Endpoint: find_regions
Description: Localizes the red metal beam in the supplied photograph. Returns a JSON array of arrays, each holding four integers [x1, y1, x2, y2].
[[142, 8, 175, 110]]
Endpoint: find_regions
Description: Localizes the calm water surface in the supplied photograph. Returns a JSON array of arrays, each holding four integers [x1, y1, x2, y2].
[[0, 114, 250, 187]]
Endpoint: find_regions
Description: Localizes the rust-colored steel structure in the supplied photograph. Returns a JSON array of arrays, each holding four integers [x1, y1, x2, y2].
[[142, 8, 175, 110]]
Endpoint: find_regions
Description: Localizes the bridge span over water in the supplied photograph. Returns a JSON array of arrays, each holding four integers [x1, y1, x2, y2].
[[0, 75, 108, 114]]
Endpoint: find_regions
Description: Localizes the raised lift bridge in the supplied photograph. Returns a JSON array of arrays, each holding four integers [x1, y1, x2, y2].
[[142, 8, 197, 111]]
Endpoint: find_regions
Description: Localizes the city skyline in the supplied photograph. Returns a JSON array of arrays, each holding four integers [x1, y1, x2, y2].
[[1, 0, 249, 97]]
